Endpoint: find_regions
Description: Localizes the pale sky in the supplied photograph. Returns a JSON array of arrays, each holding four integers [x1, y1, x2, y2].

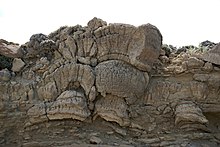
[[0, 0, 219, 47]]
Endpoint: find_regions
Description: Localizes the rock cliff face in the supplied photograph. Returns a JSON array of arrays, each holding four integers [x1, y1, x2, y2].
[[0, 18, 220, 146]]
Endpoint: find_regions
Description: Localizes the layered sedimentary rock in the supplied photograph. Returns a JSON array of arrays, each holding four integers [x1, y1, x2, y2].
[[175, 101, 208, 131], [94, 94, 130, 126], [0, 18, 220, 146], [46, 90, 91, 121]]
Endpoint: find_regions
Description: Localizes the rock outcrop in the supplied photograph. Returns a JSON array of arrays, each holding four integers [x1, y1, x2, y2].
[[0, 18, 220, 147], [0, 39, 20, 58], [202, 43, 220, 65]]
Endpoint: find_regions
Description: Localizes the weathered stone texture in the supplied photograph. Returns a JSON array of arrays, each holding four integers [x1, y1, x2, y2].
[[94, 94, 130, 126], [46, 90, 91, 121], [202, 43, 220, 65], [0, 18, 220, 146], [95, 60, 148, 99]]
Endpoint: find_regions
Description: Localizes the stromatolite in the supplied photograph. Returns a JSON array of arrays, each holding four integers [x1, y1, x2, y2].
[[2, 18, 219, 146], [0, 17, 162, 127]]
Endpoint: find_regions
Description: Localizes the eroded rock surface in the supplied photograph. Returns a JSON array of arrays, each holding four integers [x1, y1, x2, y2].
[[0, 18, 220, 146], [95, 60, 149, 99], [202, 43, 220, 65]]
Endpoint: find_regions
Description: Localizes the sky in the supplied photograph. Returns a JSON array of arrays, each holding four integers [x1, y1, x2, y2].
[[0, 0, 219, 47]]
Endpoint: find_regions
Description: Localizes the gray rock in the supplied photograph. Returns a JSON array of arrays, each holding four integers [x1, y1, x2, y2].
[[202, 43, 220, 65]]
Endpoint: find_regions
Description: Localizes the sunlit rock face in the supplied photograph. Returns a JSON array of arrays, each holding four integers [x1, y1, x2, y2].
[[1, 18, 220, 147], [0, 17, 162, 145], [0, 17, 161, 127]]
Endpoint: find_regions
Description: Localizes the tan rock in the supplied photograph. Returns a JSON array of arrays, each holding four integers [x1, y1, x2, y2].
[[186, 57, 204, 69], [2, 18, 219, 146], [129, 24, 162, 71], [95, 60, 148, 99], [93, 23, 162, 71], [46, 90, 91, 121], [87, 17, 107, 30], [88, 86, 97, 102], [159, 55, 169, 64], [45, 63, 95, 96], [175, 101, 208, 131], [0, 39, 20, 58], [27, 102, 48, 125], [193, 74, 210, 82], [94, 94, 130, 126], [202, 62, 213, 72], [37, 81, 58, 101], [12, 58, 25, 72], [190, 81, 208, 100], [195, 73, 220, 88], [90, 136, 103, 144]]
